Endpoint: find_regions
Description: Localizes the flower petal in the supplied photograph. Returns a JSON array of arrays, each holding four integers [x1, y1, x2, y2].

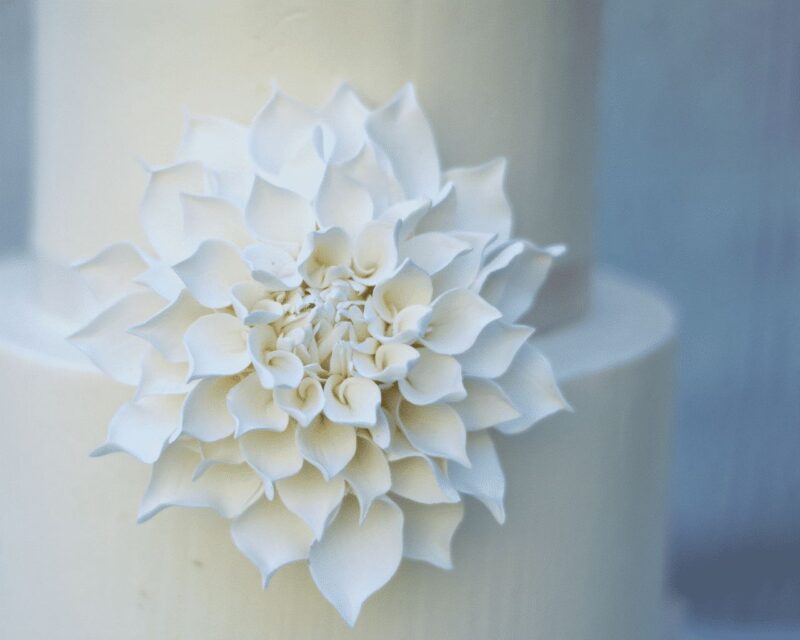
[[448, 431, 505, 523], [181, 193, 252, 250], [276, 464, 345, 540], [366, 84, 440, 200], [309, 497, 403, 627], [319, 84, 369, 164], [134, 262, 185, 300], [396, 399, 469, 466], [457, 321, 534, 378], [353, 343, 419, 383], [352, 220, 398, 285], [242, 244, 303, 292], [74, 242, 149, 306], [297, 227, 353, 289], [296, 416, 357, 480], [342, 142, 405, 212], [180, 376, 238, 442], [249, 89, 316, 176], [176, 113, 250, 173], [400, 231, 471, 276], [342, 437, 392, 522], [194, 437, 245, 480], [371, 260, 433, 322], [400, 499, 464, 569], [273, 377, 324, 427], [136, 348, 192, 398], [130, 289, 207, 363], [369, 408, 392, 450], [240, 424, 303, 483], [245, 176, 315, 247], [398, 348, 466, 405], [231, 497, 314, 587], [173, 239, 250, 309], [92, 394, 182, 463], [316, 164, 374, 237], [184, 313, 250, 380], [138, 443, 261, 522], [252, 348, 304, 390], [70, 291, 166, 385], [431, 231, 495, 294], [449, 378, 520, 431], [495, 343, 570, 434], [323, 375, 381, 426], [422, 288, 502, 355], [390, 455, 459, 504], [228, 372, 289, 435]]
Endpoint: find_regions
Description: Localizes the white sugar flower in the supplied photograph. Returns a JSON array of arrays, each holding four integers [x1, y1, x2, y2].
[[70, 83, 569, 625]]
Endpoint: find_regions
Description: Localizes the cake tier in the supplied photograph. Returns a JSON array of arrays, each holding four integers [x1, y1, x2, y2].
[[0, 267, 675, 639], [32, 0, 599, 328]]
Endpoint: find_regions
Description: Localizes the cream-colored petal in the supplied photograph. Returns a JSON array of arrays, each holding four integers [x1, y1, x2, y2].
[[422, 288, 502, 355], [274, 377, 324, 426], [449, 378, 520, 431], [396, 399, 469, 466], [398, 348, 466, 406], [323, 375, 381, 427], [240, 424, 303, 482], [228, 372, 289, 435], [184, 313, 250, 380], [399, 499, 464, 569], [457, 320, 534, 379], [276, 464, 345, 540], [296, 416, 357, 480], [371, 260, 433, 322], [180, 376, 238, 442], [390, 456, 459, 505], [342, 437, 392, 522], [448, 431, 505, 523]]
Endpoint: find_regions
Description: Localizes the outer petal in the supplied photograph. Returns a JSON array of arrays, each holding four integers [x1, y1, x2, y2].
[[136, 348, 192, 398], [316, 164, 374, 238], [228, 373, 289, 435], [495, 343, 570, 434], [297, 227, 353, 289], [319, 84, 369, 164], [240, 425, 303, 483], [371, 260, 433, 322], [180, 376, 238, 442], [400, 231, 470, 276], [458, 321, 534, 378], [276, 464, 345, 540], [448, 431, 506, 523], [296, 416, 357, 480], [91, 394, 182, 463], [74, 242, 149, 306], [396, 399, 469, 466], [249, 89, 316, 175], [273, 377, 324, 426], [138, 443, 261, 522], [242, 244, 303, 292], [323, 375, 381, 426], [194, 437, 246, 480], [173, 239, 250, 309], [352, 220, 398, 285], [431, 231, 495, 294], [176, 113, 250, 172], [422, 289, 502, 355], [130, 289, 207, 363], [245, 176, 315, 247], [398, 348, 466, 405], [181, 193, 252, 250], [134, 262, 185, 300], [400, 499, 464, 569], [366, 84, 440, 200], [231, 497, 314, 587], [450, 378, 520, 431], [184, 313, 250, 380], [309, 497, 403, 627], [70, 291, 166, 385], [342, 437, 392, 522], [389, 456, 460, 504]]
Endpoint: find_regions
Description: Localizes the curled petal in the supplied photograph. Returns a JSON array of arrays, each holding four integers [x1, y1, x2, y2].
[[431, 231, 495, 294], [448, 431, 505, 523], [450, 378, 520, 431], [400, 499, 464, 569], [74, 242, 149, 306], [138, 443, 261, 522], [422, 288, 502, 355], [181, 193, 252, 250], [323, 375, 381, 426], [70, 291, 166, 385], [458, 321, 534, 378], [231, 497, 314, 587], [92, 394, 182, 463], [317, 164, 374, 237], [366, 84, 440, 200], [231, 281, 284, 324], [495, 343, 570, 434], [173, 239, 250, 309], [309, 497, 403, 627], [252, 349, 304, 390], [353, 221, 398, 285], [353, 343, 419, 383], [245, 176, 315, 247], [398, 348, 466, 406], [274, 377, 324, 426], [368, 408, 393, 450], [371, 260, 433, 322], [296, 416, 357, 480], [342, 437, 392, 522], [240, 424, 303, 482], [276, 464, 345, 540], [184, 313, 250, 380], [396, 399, 469, 466], [180, 376, 238, 442], [228, 373, 289, 435], [389, 455, 459, 505], [130, 289, 207, 363], [297, 227, 352, 289], [243, 244, 302, 291]]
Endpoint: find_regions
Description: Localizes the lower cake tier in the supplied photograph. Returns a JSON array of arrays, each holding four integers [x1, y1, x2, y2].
[[0, 269, 675, 640]]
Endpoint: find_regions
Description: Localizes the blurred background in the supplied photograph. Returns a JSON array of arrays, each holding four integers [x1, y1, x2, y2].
[[1, 0, 798, 637]]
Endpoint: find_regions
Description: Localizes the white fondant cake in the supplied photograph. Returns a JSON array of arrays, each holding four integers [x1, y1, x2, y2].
[[0, 1, 678, 638]]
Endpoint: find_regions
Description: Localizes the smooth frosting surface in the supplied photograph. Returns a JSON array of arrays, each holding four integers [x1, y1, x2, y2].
[[32, 0, 599, 326]]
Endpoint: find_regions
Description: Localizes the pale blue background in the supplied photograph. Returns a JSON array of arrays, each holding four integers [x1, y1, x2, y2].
[[1, 0, 798, 634]]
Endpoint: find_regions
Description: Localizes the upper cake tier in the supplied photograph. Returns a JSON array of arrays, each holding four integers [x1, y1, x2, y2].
[[33, 0, 599, 327]]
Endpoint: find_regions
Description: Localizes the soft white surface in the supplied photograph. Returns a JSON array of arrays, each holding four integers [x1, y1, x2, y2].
[[0, 270, 676, 638], [32, 0, 600, 327]]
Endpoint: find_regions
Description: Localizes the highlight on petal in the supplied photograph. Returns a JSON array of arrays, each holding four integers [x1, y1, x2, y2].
[[173, 239, 250, 309], [449, 378, 520, 431], [138, 443, 261, 522], [342, 437, 392, 522], [319, 83, 369, 164], [323, 375, 381, 426], [316, 164, 374, 237], [353, 220, 398, 285], [396, 399, 469, 466], [400, 231, 470, 276], [398, 348, 466, 406], [130, 289, 207, 363], [458, 321, 534, 379], [273, 377, 324, 427], [399, 498, 464, 569], [92, 394, 182, 464], [297, 227, 352, 289], [389, 455, 460, 505], [231, 497, 314, 587], [180, 376, 238, 442], [245, 176, 315, 247], [251, 347, 304, 390], [352, 343, 419, 383], [276, 464, 345, 540], [371, 260, 433, 322], [448, 431, 506, 523], [309, 497, 403, 627], [296, 416, 357, 480], [180, 193, 252, 250], [74, 242, 149, 306], [495, 343, 570, 434], [70, 291, 166, 385], [366, 84, 441, 200], [184, 313, 250, 380], [228, 373, 289, 435], [240, 424, 303, 483], [422, 288, 502, 355], [231, 281, 284, 324]]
